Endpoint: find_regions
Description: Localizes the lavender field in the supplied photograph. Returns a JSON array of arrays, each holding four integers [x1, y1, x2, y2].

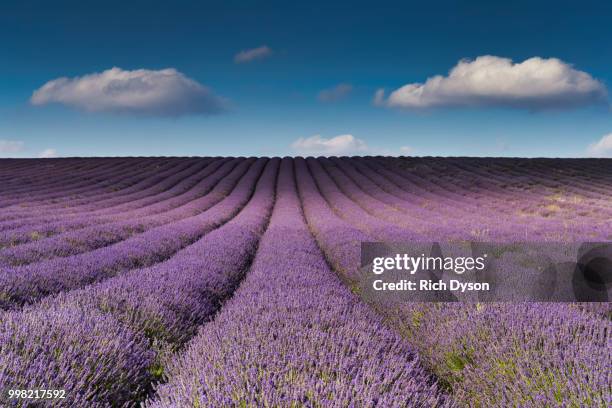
[[0, 156, 610, 407]]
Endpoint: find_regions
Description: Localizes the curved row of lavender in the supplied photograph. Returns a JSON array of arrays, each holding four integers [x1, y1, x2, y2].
[[0, 156, 610, 407], [0, 159, 236, 262], [1, 158, 279, 406], [0, 159, 203, 222], [145, 158, 449, 407], [0, 160, 244, 260], [0, 158, 265, 309], [295, 156, 611, 407], [0, 158, 184, 211]]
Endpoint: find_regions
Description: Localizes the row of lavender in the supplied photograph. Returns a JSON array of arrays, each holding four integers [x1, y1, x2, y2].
[[143, 156, 611, 406], [290, 156, 611, 407], [0, 156, 610, 407], [0, 155, 600, 244], [1, 157, 449, 407], [0, 159, 263, 309], [0, 156, 451, 407], [146, 158, 449, 407], [0, 158, 258, 264], [0, 158, 185, 209], [1, 157, 277, 406]]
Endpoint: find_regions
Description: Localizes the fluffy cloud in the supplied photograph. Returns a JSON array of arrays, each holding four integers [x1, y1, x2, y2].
[[377, 56, 607, 110], [234, 45, 273, 63], [38, 148, 58, 158], [398, 145, 413, 155], [587, 133, 612, 157], [0, 140, 24, 154], [291, 134, 412, 157], [31, 67, 228, 117], [318, 83, 353, 102], [292, 134, 368, 156]]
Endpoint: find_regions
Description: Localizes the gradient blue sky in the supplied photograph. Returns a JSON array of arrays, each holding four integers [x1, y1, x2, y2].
[[1, 0, 611, 158]]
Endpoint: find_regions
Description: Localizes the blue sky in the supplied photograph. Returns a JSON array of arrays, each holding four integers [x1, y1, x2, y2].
[[0, 0, 611, 158]]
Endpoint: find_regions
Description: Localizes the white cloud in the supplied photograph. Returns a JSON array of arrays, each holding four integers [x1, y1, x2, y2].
[[377, 56, 607, 110], [291, 134, 413, 157], [587, 133, 612, 157], [0, 140, 25, 154], [234, 45, 273, 63], [318, 83, 353, 102], [38, 148, 58, 158], [292, 134, 368, 156], [399, 146, 413, 155], [31, 67, 228, 117]]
